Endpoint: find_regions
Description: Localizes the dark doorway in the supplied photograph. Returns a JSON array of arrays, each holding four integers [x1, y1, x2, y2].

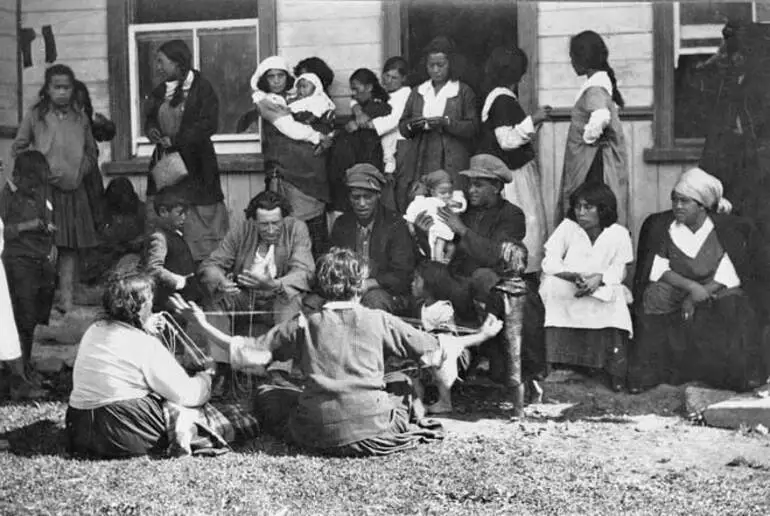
[[403, 0, 519, 96]]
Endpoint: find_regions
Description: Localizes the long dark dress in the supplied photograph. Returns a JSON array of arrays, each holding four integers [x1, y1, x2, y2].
[[630, 211, 770, 391]]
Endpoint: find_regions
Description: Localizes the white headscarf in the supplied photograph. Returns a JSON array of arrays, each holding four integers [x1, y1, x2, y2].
[[674, 167, 732, 214], [250, 56, 291, 93], [164, 70, 195, 100], [289, 73, 336, 118]]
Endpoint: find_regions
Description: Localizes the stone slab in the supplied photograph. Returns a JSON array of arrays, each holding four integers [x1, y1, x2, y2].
[[684, 385, 737, 416], [703, 395, 770, 430]]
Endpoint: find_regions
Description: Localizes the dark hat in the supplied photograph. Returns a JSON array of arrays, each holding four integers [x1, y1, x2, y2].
[[459, 154, 513, 183], [346, 163, 385, 192]]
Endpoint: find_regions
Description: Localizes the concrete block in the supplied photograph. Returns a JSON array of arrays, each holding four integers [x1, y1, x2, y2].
[[703, 395, 770, 430], [684, 385, 737, 416]]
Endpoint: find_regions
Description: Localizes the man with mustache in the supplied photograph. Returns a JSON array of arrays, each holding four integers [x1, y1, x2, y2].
[[330, 163, 416, 313]]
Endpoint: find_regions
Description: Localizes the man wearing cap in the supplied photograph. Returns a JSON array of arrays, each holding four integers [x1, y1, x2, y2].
[[330, 163, 416, 313], [414, 153, 527, 320]]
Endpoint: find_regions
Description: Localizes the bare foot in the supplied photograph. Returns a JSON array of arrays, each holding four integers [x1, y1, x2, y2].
[[426, 401, 453, 415]]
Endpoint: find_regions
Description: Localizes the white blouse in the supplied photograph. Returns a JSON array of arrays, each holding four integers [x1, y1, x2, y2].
[[417, 79, 460, 118], [482, 87, 535, 151], [649, 217, 740, 288]]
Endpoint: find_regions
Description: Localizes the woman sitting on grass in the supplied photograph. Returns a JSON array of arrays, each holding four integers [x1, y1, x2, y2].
[[66, 271, 257, 459], [173, 247, 503, 457]]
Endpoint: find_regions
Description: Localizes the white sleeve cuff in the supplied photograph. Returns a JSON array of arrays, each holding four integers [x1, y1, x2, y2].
[[649, 254, 670, 282], [714, 253, 741, 288], [494, 116, 535, 150], [583, 108, 611, 144]]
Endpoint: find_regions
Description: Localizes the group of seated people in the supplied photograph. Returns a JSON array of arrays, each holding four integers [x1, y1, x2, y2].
[[61, 148, 770, 460]]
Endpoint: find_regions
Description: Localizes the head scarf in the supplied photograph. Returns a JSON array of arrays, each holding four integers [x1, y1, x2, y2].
[[250, 56, 291, 93], [673, 167, 732, 214], [290, 73, 336, 117]]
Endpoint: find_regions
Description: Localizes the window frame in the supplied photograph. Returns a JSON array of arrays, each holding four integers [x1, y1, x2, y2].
[[106, 0, 276, 166], [645, 1, 762, 163], [128, 18, 260, 157]]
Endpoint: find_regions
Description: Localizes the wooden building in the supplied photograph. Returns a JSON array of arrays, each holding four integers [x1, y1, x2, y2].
[[0, 0, 761, 241]]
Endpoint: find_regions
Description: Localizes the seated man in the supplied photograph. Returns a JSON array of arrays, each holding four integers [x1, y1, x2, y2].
[[199, 190, 315, 367], [414, 154, 526, 322], [330, 163, 416, 313]]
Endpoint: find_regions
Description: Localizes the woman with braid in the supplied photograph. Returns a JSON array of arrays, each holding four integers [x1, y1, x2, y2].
[[558, 30, 629, 226]]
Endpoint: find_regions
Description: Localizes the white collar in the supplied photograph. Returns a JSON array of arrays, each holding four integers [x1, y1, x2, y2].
[[482, 87, 516, 123], [669, 217, 715, 258], [417, 79, 460, 99], [575, 71, 613, 103], [164, 70, 195, 100], [324, 300, 359, 310]]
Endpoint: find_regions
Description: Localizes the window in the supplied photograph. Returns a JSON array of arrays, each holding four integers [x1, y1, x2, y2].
[[106, 0, 277, 166], [647, 1, 770, 162], [129, 19, 259, 157]]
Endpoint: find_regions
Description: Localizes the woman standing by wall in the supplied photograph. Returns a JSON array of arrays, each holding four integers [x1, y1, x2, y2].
[[397, 37, 479, 213], [145, 39, 228, 264], [478, 46, 550, 275], [13, 64, 99, 313], [250, 56, 332, 258], [559, 31, 628, 226]]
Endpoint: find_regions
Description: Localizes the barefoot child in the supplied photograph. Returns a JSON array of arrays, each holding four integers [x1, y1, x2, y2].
[[0, 151, 56, 399], [171, 247, 503, 457], [404, 169, 467, 263], [13, 64, 99, 313]]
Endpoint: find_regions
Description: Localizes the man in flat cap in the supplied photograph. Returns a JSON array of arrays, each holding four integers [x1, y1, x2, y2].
[[414, 153, 527, 321], [330, 163, 416, 312]]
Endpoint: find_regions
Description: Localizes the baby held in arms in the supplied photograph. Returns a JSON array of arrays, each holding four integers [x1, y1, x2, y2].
[[252, 72, 336, 130], [404, 169, 467, 263]]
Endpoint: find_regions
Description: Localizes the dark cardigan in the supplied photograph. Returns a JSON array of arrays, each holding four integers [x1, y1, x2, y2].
[[633, 210, 770, 322], [330, 205, 416, 297], [145, 71, 224, 206]]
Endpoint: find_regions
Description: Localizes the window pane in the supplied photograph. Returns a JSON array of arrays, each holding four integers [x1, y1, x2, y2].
[[679, 2, 752, 25], [136, 0, 258, 24], [198, 27, 259, 135], [136, 31, 194, 137]]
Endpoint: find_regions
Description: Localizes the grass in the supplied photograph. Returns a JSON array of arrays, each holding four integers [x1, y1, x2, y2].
[[2, 377, 770, 515]]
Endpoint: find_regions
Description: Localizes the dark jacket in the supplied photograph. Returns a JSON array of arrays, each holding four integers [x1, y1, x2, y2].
[[396, 81, 479, 210], [145, 71, 224, 206], [330, 205, 416, 296], [449, 197, 527, 278], [143, 226, 202, 311], [633, 210, 770, 321]]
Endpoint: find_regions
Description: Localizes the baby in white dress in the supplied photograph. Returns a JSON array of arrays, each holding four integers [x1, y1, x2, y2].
[[404, 169, 467, 263]]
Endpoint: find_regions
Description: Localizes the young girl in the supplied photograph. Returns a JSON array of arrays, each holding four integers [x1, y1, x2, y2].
[[559, 31, 628, 226], [328, 68, 393, 214], [404, 169, 467, 263], [410, 260, 459, 414], [1, 151, 56, 399], [13, 64, 99, 313], [478, 46, 550, 274]]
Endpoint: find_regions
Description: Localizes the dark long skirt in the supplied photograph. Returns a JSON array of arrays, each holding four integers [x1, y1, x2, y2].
[[254, 372, 444, 457], [52, 183, 99, 249], [545, 327, 628, 378], [629, 290, 764, 392], [66, 395, 168, 459]]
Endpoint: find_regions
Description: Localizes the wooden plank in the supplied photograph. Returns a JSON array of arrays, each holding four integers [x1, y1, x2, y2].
[[540, 87, 653, 110], [21, 11, 106, 35], [278, 0, 382, 22], [48, 34, 109, 60], [628, 121, 658, 245], [652, 2, 674, 149], [540, 60, 653, 91], [538, 33, 653, 64], [518, 0, 539, 116], [107, 0, 131, 162], [381, 0, 401, 62], [539, 4, 652, 37], [23, 0, 107, 11], [279, 44, 383, 73], [225, 174, 253, 225], [537, 121, 557, 234], [657, 163, 685, 211], [259, 0, 277, 59], [621, 119, 634, 230], [22, 58, 108, 86], [278, 18, 382, 48]]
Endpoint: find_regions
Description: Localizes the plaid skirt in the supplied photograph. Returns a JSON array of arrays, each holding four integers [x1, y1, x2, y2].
[[66, 395, 260, 459]]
